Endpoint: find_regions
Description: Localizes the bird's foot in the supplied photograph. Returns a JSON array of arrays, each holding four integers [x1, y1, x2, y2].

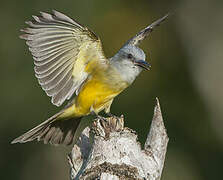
[[106, 112, 121, 120], [96, 114, 108, 121], [90, 108, 108, 121], [91, 113, 125, 139]]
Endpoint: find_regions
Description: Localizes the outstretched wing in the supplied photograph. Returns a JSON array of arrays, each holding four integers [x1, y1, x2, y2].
[[20, 10, 107, 106], [125, 14, 169, 46]]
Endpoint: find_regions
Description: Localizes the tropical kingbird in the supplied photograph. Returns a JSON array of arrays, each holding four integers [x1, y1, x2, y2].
[[12, 10, 168, 146]]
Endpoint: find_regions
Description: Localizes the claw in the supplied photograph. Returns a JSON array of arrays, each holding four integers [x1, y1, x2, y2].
[[107, 112, 119, 119], [96, 115, 107, 121]]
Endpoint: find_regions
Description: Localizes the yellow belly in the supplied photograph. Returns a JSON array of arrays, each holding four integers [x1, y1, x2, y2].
[[73, 77, 121, 116]]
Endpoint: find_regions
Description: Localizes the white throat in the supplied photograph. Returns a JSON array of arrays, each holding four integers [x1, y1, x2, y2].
[[110, 57, 142, 85]]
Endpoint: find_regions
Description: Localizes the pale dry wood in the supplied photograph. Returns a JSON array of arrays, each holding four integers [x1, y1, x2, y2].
[[68, 98, 168, 180]]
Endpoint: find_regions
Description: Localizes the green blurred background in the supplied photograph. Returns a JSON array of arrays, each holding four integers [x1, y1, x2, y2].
[[1, 0, 223, 179]]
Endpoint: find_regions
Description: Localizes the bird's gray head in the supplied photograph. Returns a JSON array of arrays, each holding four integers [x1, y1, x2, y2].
[[111, 44, 151, 84], [110, 14, 169, 84]]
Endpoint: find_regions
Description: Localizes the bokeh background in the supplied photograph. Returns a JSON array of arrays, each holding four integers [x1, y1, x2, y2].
[[1, 0, 223, 179]]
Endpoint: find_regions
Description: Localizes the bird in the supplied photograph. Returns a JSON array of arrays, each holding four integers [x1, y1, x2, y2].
[[11, 10, 168, 146]]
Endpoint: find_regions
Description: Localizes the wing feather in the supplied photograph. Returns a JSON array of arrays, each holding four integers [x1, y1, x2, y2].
[[44, 69, 73, 95], [21, 10, 107, 106], [37, 58, 73, 85], [125, 14, 169, 46], [52, 79, 74, 105], [33, 45, 75, 63], [30, 40, 75, 56], [34, 51, 74, 74], [34, 50, 74, 76]]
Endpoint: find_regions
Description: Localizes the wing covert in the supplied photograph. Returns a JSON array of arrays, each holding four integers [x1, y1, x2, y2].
[[20, 10, 107, 106]]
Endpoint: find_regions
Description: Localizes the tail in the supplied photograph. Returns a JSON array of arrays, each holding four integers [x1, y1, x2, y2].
[[11, 111, 82, 146]]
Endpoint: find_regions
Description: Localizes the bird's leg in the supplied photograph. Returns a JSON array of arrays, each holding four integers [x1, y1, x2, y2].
[[90, 105, 107, 121], [104, 99, 119, 119], [96, 114, 107, 121], [106, 112, 119, 119]]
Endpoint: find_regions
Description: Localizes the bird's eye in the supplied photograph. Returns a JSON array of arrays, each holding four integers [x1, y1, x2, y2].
[[127, 54, 133, 59]]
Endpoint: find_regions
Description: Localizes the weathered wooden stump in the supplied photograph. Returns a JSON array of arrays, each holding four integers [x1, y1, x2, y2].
[[68, 98, 168, 180]]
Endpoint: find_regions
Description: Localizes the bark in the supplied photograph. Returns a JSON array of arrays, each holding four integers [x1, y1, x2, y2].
[[68, 98, 168, 180]]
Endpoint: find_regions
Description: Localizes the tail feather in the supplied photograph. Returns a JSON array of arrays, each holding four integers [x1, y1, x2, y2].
[[40, 118, 80, 145], [11, 111, 82, 146]]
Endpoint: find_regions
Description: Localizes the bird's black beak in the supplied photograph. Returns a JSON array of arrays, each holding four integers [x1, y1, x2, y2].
[[134, 60, 151, 70]]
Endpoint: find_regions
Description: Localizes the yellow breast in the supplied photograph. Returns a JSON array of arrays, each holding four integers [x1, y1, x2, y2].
[[74, 75, 121, 116]]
